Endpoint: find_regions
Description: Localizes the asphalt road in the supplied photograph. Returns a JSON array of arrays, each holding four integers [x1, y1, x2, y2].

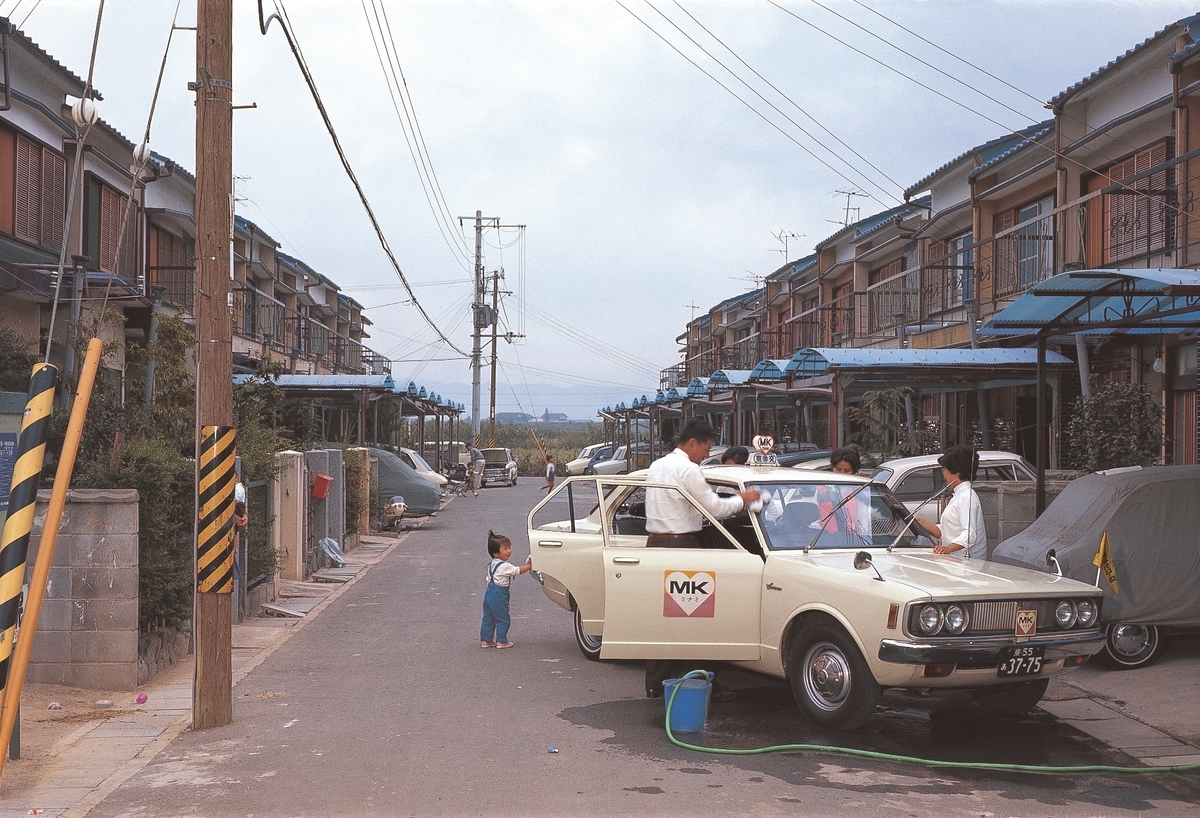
[[88, 481, 1198, 817]]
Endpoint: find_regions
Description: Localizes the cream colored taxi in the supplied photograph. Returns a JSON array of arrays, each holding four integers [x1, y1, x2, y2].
[[528, 458, 1105, 730]]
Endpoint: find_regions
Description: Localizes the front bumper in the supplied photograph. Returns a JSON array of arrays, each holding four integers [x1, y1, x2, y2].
[[879, 631, 1105, 665]]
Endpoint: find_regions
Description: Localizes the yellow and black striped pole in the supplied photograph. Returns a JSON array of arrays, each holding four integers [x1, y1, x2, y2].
[[197, 426, 236, 594], [0, 363, 58, 700]]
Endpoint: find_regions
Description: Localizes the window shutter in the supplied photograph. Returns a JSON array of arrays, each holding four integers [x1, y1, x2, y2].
[[41, 148, 65, 250], [14, 135, 40, 244]]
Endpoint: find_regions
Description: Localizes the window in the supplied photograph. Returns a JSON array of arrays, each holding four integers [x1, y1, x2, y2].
[[84, 175, 136, 279], [149, 226, 194, 310], [0, 127, 66, 250], [1104, 142, 1172, 264], [994, 195, 1053, 297]]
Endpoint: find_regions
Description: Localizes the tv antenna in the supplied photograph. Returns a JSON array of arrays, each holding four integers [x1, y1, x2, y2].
[[772, 230, 804, 261], [683, 301, 701, 320], [831, 189, 868, 228]]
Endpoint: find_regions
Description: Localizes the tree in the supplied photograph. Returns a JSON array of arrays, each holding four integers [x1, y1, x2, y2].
[[846, 386, 928, 458], [1066, 379, 1162, 472]]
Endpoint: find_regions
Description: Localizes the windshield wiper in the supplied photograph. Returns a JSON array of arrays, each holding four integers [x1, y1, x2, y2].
[[805, 481, 874, 553], [885, 483, 954, 552]]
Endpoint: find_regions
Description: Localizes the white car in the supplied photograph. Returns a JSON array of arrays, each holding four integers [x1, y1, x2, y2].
[[871, 451, 1035, 528], [480, 447, 518, 487], [567, 443, 613, 476], [528, 464, 1104, 730], [589, 443, 650, 475], [397, 447, 449, 491]]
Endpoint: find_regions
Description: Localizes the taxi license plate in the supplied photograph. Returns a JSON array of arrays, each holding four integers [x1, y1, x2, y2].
[[998, 645, 1044, 677]]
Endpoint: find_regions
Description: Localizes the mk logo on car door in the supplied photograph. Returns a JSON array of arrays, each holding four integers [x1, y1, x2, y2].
[[664, 570, 716, 617]]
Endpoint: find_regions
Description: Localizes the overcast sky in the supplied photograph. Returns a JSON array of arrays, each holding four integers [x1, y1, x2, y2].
[[15, 0, 1200, 418]]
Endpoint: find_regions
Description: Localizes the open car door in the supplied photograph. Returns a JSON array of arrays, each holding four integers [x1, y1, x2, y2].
[[598, 480, 763, 661]]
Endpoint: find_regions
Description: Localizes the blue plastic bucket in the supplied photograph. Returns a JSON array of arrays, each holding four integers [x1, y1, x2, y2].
[[662, 672, 712, 733]]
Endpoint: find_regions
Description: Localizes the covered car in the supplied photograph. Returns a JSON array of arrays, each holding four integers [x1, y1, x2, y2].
[[992, 466, 1200, 669], [370, 447, 445, 518]]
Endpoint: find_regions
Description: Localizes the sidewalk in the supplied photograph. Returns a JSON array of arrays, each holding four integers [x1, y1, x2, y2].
[[0, 533, 405, 818], [3, 536, 1198, 815], [1042, 637, 1200, 768]]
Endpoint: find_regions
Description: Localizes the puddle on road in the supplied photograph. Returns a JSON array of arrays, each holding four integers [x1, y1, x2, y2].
[[558, 677, 1191, 810]]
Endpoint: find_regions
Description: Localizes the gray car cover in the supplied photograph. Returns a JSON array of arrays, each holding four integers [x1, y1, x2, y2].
[[991, 466, 1200, 625]]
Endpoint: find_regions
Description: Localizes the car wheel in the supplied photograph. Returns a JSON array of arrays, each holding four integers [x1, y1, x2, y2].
[[1098, 623, 1170, 670], [788, 621, 880, 730], [970, 678, 1049, 714], [573, 606, 603, 661]]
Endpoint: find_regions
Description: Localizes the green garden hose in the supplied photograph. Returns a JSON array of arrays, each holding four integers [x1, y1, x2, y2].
[[663, 670, 1200, 775]]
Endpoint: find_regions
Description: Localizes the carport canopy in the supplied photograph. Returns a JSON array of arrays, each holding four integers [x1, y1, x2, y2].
[[977, 267, 1200, 513], [979, 268, 1200, 336]]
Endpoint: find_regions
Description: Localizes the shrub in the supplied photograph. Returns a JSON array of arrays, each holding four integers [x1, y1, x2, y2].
[[1066, 379, 1163, 472]]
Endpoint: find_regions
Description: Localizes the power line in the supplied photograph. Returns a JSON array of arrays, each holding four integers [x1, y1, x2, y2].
[[614, 0, 902, 208], [669, 0, 908, 198], [360, 0, 472, 271], [258, 1, 469, 359]]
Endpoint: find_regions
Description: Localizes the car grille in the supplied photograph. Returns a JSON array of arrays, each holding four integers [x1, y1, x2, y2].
[[968, 601, 1017, 632]]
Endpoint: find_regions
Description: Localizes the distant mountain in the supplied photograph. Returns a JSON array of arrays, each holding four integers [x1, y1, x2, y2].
[[394, 378, 654, 421]]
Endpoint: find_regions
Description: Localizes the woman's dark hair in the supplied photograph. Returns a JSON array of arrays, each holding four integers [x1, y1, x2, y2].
[[937, 444, 979, 482], [487, 529, 511, 557], [829, 447, 861, 473], [722, 446, 749, 465]]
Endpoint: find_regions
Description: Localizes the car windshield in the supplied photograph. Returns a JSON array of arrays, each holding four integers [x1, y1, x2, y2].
[[749, 481, 927, 551], [408, 451, 434, 472]]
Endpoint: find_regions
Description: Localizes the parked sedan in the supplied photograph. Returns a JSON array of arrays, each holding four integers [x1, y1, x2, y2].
[[872, 451, 1035, 527], [567, 443, 613, 476], [480, 447, 518, 487], [528, 454, 1104, 730], [397, 447, 449, 491], [589, 443, 649, 475], [992, 465, 1200, 670]]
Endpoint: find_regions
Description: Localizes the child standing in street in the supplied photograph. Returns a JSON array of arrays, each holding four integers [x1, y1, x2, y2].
[[481, 531, 530, 649], [541, 454, 556, 494]]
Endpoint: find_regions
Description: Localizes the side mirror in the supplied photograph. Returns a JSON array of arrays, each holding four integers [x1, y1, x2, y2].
[[1046, 548, 1063, 578], [853, 550, 885, 582]]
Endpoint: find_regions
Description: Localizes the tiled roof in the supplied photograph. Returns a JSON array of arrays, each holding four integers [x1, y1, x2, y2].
[[906, 120, 1054, 196], [815, 195, 930, 249], [1049, 15, 1200, 109], [968, 123, 1054, 180]]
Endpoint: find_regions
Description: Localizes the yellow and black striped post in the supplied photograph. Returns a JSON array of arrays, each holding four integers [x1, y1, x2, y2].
[[0, 363, 58, 699], [197, 426, 236, 594]]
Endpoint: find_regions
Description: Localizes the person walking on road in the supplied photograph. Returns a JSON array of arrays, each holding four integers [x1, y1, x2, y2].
[[541, 454, 556, 494], [480, 531, 530, 649], [469, 446, 485, 496]]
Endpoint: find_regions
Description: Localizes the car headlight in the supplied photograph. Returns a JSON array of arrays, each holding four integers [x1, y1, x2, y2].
[[944, 604, 969, 635], [918, 604, 944, 635], [1055, 600, 1078, 629], [1076, 599, 1098, 627]]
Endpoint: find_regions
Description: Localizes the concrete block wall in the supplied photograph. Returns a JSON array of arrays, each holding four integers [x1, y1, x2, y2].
[[26, 488, 139, 690]]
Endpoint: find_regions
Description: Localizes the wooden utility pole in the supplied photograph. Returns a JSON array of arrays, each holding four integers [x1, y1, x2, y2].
[[193, 0, 234, 729]]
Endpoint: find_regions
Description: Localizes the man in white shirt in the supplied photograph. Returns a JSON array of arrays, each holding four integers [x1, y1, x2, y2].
[[916, 444, 987, 559], [645, 420, 759, 549], [643, 420, 759, 699]]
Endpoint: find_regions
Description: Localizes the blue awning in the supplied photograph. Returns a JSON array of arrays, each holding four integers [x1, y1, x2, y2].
[[685, 377, 709, 397], [748, 359, 792, 381], [708, 370, 754, 390], [979, 268, 1200, 336], [785, 347, 1072, 378]]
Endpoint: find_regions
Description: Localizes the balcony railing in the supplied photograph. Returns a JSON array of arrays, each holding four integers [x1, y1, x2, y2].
[[231, 285, 390, 375], [148, 265, 194, 314]]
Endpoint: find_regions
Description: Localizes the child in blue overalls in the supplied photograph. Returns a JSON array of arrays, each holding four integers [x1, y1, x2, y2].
[[480, 531, 530, 649]]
